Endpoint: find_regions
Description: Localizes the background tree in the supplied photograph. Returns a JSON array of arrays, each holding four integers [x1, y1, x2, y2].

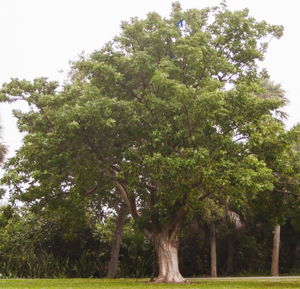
[[259, 79, 288, 122], [106, 202, 129, 278], [223, 200, 245, 275]]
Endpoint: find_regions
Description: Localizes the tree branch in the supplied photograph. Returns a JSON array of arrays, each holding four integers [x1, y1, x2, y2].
[[84, 182, 98, 196], [144, 182, 157, 190], [118, 81, 154, 118], [111, 170, 138, 218], [199, 192, 213, 201], [273, 187, 300, 198]]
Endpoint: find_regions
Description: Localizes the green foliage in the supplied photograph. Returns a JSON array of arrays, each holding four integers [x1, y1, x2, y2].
[[0, 206, 104, 278], [2, 203, 300, 278], [119, 219, 153, 278], [0, 204, 14, 227], [0, 2, 293, 223], [0, 204, 155, 279]]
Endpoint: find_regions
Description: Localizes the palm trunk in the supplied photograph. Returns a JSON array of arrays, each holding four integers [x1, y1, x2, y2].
[[227, 234, 235, 275], [210, 223, 217, 278], [271, 225, 280, 276], [107, 204, 128, 278]]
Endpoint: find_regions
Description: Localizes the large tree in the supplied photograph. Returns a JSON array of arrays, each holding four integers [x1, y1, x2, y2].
[[1, 2, 299, 283]]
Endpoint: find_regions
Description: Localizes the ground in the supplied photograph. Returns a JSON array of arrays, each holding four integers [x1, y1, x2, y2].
[[0, 277, 300, 288]]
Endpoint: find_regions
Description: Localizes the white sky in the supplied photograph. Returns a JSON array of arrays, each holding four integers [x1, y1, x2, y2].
[[0, 0, 299, 161]]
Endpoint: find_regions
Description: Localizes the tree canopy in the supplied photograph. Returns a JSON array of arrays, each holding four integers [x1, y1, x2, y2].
[[1, 2, 300, 283]]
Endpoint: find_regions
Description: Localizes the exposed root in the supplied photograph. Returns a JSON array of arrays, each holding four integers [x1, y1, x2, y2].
[[154, 275, 189, 283]]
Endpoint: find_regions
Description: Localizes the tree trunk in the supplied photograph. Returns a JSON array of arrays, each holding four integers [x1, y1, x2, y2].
[[271, 225, 281, 277], [210, 223, 217, 278], [227, 234, 235, 275], [152, 226, 187, 283], [107, 204, 128, 279]]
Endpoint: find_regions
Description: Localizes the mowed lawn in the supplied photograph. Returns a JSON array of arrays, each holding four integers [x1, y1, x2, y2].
[[0, 278, 300, 289]]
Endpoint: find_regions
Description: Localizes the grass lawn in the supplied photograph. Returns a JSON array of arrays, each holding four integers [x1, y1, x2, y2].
[[0, 278, 300, 289]]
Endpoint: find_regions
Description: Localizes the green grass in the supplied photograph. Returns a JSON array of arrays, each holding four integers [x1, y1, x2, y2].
[[0, 278, 300, 289]]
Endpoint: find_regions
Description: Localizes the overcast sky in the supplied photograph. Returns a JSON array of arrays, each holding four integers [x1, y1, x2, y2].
[[0, 0, 299, 161]]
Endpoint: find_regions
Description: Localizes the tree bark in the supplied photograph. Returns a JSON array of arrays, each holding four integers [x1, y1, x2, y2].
[[153, 226, 188, 283], [227, 234, 235, 275], [271, 225, 281, 277], [107, 204, 128, 279], [210, 223, 217, 278]]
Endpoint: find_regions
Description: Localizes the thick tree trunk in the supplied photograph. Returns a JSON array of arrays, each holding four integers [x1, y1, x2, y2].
[[227, 234, 235, 275], [107, 204, 128, 279], [210, 223, 217, 278], [271, 225, 281, 276], [151, 227, 187, 283]]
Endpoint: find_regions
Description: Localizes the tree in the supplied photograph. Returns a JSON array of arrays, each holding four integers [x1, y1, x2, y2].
[[255, 79, 299, 277], [1, 2, 298, 283], [209, 222, 217, 278], [260, 79, 286, 277], [107, 203, 129, 278], [224, 202, 245, 275], [246, 78, 289, 277], [195, 196, 244, 277], [259, 79, 288, 122], [246, 130, 300, 276], [271, 224, 280, 276]]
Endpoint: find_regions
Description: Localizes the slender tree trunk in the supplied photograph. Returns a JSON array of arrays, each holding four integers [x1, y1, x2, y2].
[[271, 225, 281, 276], [107, 204, 128, 279], [249, 254, 252, 272], [227, 234, 235, 275], [210, 223, 217, 278]]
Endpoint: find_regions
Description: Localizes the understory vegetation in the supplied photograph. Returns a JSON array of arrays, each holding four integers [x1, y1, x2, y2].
[[1, 204, 300, 279]]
